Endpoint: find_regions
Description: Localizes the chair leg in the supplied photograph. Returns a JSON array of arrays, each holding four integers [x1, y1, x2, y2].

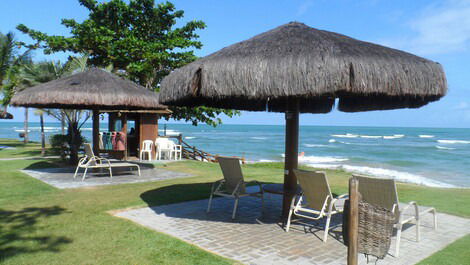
[[207, 193, 214, 213], [137, 166, 141, 176], [109, 167, 112, 178], [73, 166, 80, 179], [432, 209, 437, 230], [232, 198, 239, 219], [285, 197, 296, 232], [416, 217, 420, 242], [395, 224, 402, 257], [82, 167, 88, 181], [323, 213, 332, 242]]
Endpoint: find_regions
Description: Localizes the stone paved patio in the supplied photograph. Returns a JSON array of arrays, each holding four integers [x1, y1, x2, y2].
[[22, 164, 191, 189], [115, 190, 470, 265]]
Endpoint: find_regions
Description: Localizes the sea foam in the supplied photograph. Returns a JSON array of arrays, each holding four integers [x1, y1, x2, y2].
[[331, 133, 358, 138], [305, 163, 454, 188], [299, 155, 348, 163], [437, 140, 470, 144], [419, 135, 435, 138], [436, 145, 456, 150], [304, 144, 329, 148]]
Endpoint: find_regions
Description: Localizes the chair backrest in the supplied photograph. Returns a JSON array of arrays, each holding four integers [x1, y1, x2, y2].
[[353, 174, 399, 221], [142, 140, 153, 151], [294, 169, 334, 211], [155, 138, 171, 149], [217, 156, 245, 194], [83, 143, 97, 166]]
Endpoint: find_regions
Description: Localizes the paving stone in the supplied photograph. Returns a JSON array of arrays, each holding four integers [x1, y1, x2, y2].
[[115, 191, 470, 265], [22, 165, 191, 189]]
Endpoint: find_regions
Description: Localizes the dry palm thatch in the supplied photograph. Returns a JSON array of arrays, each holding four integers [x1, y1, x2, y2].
[[0, 110, 13, 119], [10, 68, 167, 110], [160, 22, 447, 113]]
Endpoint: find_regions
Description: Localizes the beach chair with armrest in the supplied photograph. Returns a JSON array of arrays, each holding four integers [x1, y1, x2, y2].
[[353, 174, 437, 257], [286, 169, 348, 242], [73, 143, 141, 181], [207, 156, 264, 219]]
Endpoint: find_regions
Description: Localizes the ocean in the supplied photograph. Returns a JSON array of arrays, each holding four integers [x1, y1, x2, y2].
[[1, 121, 469, 188]]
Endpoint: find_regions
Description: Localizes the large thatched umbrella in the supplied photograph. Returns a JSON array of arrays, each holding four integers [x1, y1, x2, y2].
[[159, 22, 447, 217], [0, 111, 13, 119], [11, 68, 168, 157]]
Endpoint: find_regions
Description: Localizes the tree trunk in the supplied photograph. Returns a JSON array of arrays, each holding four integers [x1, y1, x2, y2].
[[24, 107, 29, 144], [67, 122, 81, 165], [40, 113, 46, 156], [61, 111, 66, 135]]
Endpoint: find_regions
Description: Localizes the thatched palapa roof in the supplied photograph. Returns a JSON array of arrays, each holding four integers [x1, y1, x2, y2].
[[160, 22, 447, 113], [0, 111, 13, 119], [11, 68, 167, 111]]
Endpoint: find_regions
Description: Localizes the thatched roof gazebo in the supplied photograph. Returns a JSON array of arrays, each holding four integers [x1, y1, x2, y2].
[[11, 68, 167, 110], [159, 22, 447, 217], [11, 68, 169, 158], [0, 111, 13, 119]]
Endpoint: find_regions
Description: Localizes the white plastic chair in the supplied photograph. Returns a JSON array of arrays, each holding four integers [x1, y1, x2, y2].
[[140, 140, 153, 161], [155, 138, 172, 160], [168, 140, 182, 160]]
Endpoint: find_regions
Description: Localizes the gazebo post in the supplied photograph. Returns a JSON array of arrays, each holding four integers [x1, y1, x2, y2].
[[92, 110, 100, 156], [282, 98, 299, 218]]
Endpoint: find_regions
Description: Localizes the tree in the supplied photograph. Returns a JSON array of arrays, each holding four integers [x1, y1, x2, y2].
[[34, 109, 46, 156], [17, 0, 239, 126], [0, 31, 33, 143], [21, 58, 92, 164]]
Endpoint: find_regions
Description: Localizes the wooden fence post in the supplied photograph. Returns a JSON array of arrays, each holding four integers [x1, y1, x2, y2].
[[348, 178, 359, 265]]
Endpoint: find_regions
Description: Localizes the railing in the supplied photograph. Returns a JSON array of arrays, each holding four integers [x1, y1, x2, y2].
[[159, 134, 246, 164]]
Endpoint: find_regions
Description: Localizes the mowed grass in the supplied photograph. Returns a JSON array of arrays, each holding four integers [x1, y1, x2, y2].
[[0, 139, 469, 264], [0, 138, 53, 158]]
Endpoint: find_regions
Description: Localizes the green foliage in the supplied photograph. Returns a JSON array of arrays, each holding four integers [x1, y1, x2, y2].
[[17, 0, 240, 126], [49, 134, 68, 158]]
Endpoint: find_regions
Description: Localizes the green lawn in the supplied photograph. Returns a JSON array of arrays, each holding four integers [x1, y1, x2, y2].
[[0, 138, 53, 158], [0, 139, 469, 264]]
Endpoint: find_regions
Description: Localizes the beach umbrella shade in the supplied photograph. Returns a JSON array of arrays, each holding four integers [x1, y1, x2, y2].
[[159, 22, 448, 217], [10, 68, 168, 155], [0, 111, 13, 119]]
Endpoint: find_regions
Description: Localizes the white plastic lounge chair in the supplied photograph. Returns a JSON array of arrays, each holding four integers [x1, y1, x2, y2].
[[140, 140, 153, 161], [155, 138, 172, 160], [171, 141, 182, 160], [207, 156, 264, 219], [353, 174, 437, 257], [74, 143, 141, 181], [286, 169, 348, 242]]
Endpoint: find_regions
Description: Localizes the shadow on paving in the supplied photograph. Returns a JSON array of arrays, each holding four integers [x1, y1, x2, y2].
[[139, 181, 347, 238], [0, 206, 72, 262]]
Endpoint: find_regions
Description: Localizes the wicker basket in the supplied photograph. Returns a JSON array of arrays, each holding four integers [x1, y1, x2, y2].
[[343, 200, 394, 259]]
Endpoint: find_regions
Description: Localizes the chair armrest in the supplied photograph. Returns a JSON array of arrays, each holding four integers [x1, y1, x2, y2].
[[245, 180, 264, 193], [336, 194, 349, 200], [400, 201, 419, 222], [210, 179, 225, 193]]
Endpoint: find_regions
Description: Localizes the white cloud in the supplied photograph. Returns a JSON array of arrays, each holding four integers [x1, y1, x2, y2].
[[297, 0, 314, 17], [454, 101, 469, 110], [382, 0, 470, 55]]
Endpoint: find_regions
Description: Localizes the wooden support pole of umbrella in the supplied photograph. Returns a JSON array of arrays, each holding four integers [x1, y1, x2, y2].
[[282, 98, 300, 217], [92, 110, 100, 156]]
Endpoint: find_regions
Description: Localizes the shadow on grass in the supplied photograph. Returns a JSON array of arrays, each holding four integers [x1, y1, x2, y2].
[[0, 206, 72, 262], [140, 182, 284, 225]]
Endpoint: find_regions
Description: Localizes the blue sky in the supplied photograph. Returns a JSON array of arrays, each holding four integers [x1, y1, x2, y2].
[[1, 0, 469, 128]]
